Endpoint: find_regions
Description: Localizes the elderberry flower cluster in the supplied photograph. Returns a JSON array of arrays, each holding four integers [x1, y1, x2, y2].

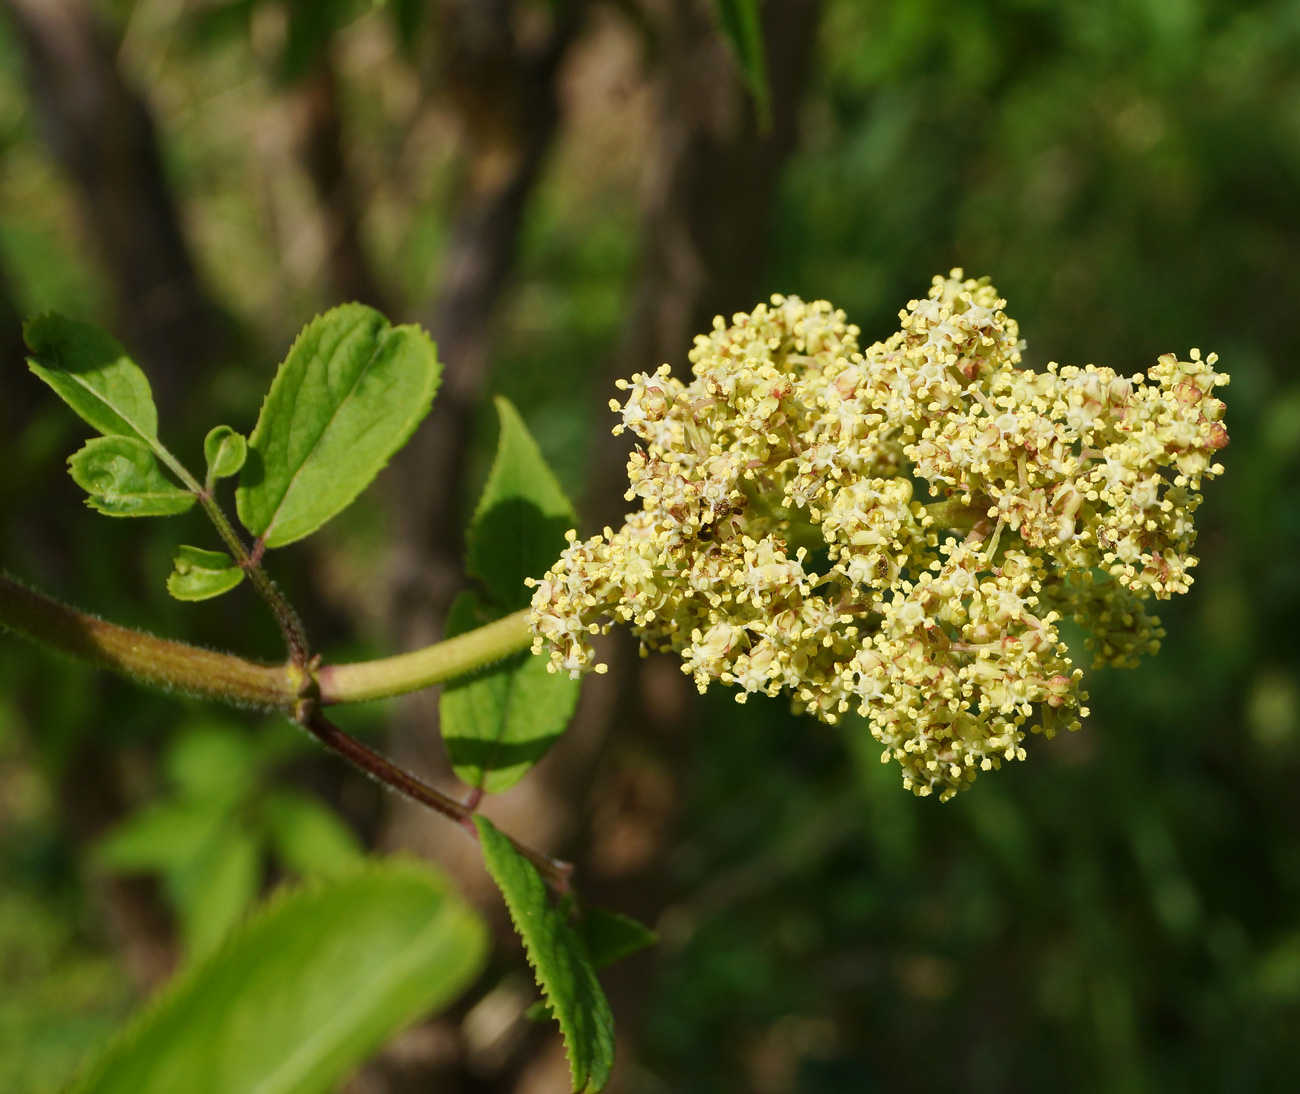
[[527, 273, 1229, 799]]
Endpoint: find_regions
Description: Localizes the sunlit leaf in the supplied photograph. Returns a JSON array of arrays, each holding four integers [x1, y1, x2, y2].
[[476, 816, 614, 1093], [441, 591, 579, 794], [23, 313, 162, 445], [236, 304, 441, 548], [167, 545, 245, 602], [67, 437, 194, 517], [70, 862, 488, 1094], [203, 425, 247, 485], [467, 396, 575, 610]]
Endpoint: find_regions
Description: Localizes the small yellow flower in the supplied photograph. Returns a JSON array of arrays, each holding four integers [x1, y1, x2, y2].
[[528, 273, 1229, 800]]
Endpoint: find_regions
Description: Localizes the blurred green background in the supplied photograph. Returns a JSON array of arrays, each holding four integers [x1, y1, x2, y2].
[[1, 0, 1298, 1091]]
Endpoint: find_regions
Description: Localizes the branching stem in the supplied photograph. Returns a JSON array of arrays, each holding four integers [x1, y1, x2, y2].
[[0, 570, 566, 888], [298, 704, 571, 892]]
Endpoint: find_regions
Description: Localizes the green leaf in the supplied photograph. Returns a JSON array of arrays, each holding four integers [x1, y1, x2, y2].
[[95, 800, 228, 874], [203, 425, 247, 485], [467, 396, 575, 610], [475, 817, 614, 1093], [709, 0, 772, 129], [70, 861, 488, 1094], [441, 591, 579, 794], [174, 827, 262, 960], [165, 723, 257, 803], [24, 313, 162, 444], [578, 908, 657, 969], [167, 545, 245, 602], [68, 437, 195, 517], [236, 305, 441, 548], [527, 908, 657, 1024], [264, 789, 365, 879]]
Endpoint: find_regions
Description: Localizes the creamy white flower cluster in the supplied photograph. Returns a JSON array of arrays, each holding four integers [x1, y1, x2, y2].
[[527, 273, 1228, 799]]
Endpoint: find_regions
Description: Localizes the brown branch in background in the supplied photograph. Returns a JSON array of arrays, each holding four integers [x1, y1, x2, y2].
[[297, 50, 390, 312], [1, 0, 225, 408]]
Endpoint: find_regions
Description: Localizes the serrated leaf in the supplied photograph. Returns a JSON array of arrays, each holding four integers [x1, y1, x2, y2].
[[475, 817, 614, 1093], [467, 396, 575, 610], [441, 591, 579, 795], [167, 545, 245, 601], [236, 304, 440, 548], [264, 789, 365, 879], [68, 436, 195, 517], [23, 312, 162, 444], [527, 908, 657, 1024], [578, 908, 657, 969], [709, 0, 771, 129], [203, 425, 247, 485], [70, 862, 488, 1094]]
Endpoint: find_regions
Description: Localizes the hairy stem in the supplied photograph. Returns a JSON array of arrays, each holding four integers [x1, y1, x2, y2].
[[153, 438, 310, 664], [0, 570, 570, 889], [0, 571, 295, 706], [299, 705, 570, 892], [316, 610, 533, 704], [195, 491, 309, 664]]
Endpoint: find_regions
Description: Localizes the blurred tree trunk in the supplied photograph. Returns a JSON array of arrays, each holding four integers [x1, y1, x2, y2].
[[297, 51, 390, 312], [0, 0, 227, 990], [387, 0, 587, 648], [1, 0, 224, 409]]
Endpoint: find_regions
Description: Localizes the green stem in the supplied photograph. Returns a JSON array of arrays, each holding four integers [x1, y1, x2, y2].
[[0, 573, 533, 708], [155, 442, 310, 664], [0, 571, 570, 890], [0, 571, 296, 707], [299, 705, 570, 891], [315, 610, 534, 705], [196, 492, 309, 664]]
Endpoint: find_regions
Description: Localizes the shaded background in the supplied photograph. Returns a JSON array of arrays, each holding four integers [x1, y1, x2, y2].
[[1, 0, 1299, 1090]]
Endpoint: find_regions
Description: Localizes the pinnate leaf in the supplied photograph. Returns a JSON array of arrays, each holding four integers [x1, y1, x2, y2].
[[68, 437, 195, 517], [70, 861, 487, 1094], [203, 425, 247, 485], [709, 0, 771, 128], [236, 305, 441, 548], [441, 591, 579, 794], [24, 313, 162, 444], [467, 396, 575, 610], [167, 545, 244, 601], [475, 816, 614, 1093]]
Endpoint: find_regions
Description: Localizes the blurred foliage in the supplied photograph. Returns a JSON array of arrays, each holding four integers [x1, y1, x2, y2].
[[95, 718, 363, 959], [0, 0, 1298, 1090]]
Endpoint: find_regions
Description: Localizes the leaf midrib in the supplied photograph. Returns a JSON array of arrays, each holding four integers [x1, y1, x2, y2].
[[258, 322, 395, 544]]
